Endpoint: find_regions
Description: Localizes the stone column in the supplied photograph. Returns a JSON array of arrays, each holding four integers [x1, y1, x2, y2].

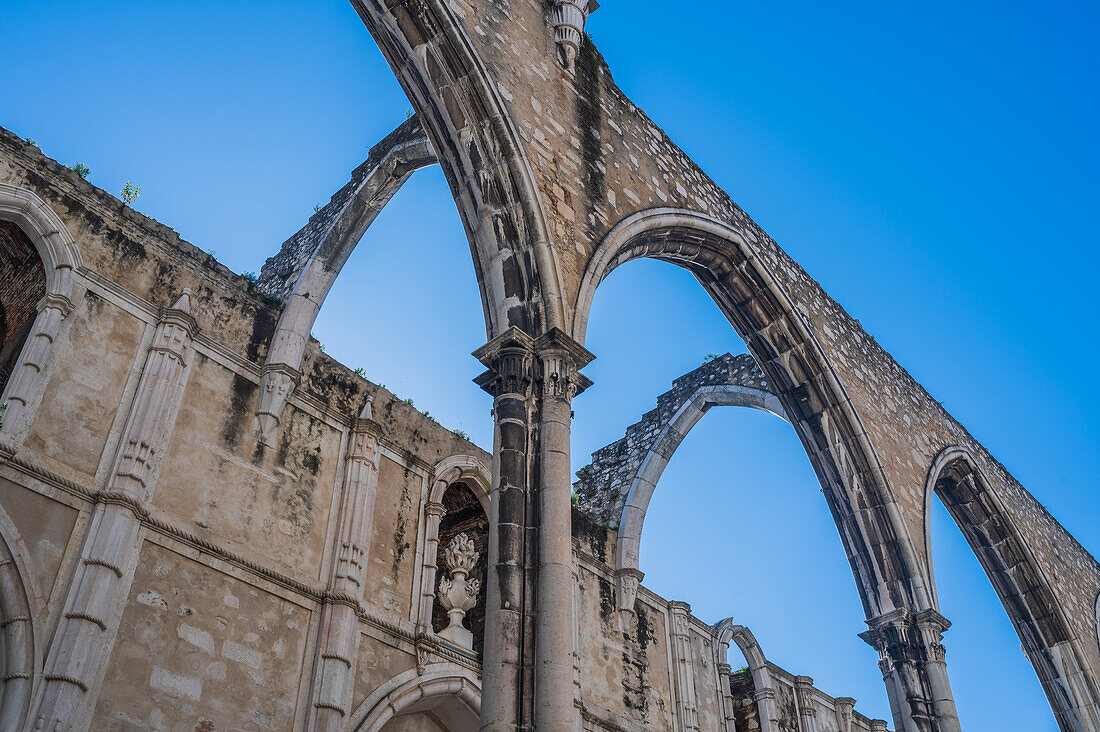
[[859, 608, 961, 732], [309, 400, 382, 731], [474, 327, 537, 731], [754, 687, 780, 732], [715, 661, 738, 732], [33, 290, 197, 732], [669, 601, 700, 731], [0, 291, 74, 447], [533, 328, 592, 732], [418, 500, 447, 629], [794, 676, 818, 732]]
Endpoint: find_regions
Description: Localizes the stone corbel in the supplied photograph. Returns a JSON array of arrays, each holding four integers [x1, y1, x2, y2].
[[254, 362, 299, 447], [615, 567, 644, 615], [552, 0, 599, 73]]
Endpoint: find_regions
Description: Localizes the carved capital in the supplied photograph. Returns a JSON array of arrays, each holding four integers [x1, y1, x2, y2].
[[794, 676, 817, 716], [834, 697, 856, 732], [473, 326, 536, 399], [534, 327, 594, 401]]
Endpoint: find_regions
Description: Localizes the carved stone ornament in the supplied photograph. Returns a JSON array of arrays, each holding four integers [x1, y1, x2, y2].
[[552, 0, 599, 73], [437, 533, 481, 648]]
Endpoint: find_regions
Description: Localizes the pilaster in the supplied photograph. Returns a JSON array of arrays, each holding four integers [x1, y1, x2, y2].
[[669, 601, 699, 731], [310, 398, 383, 731], [32, 289, 197, 732], [794, 675, 818, 732]]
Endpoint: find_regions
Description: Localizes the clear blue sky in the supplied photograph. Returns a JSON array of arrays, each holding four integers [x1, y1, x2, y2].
[[4, 2, 1098, 729]]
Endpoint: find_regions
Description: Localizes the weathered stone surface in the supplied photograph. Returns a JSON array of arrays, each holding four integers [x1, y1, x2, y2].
[[1, 0, 1097, 727]]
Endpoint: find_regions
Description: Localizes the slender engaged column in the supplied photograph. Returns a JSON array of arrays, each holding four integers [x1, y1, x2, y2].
[[474, 328, 537, 731], [794, 676, 819, 732], [669, 601, 700, 731], [533, 329, 592, 731], [0, 291, 73, 446], [418, 500, 447, 628], [32, 290, 197, 732], [715, 661, 737, 732], [310, 400, 383, 731]]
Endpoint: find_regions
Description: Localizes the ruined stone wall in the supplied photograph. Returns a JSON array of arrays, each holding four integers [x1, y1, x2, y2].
[[417, 0, 1100, 691], [0, 130, 887, 729], [574, 352, 773, 525]]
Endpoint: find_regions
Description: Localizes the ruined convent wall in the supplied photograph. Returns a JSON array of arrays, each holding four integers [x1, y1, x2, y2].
[[0, 129, 884, 730], [369, 0, 1100, 704]]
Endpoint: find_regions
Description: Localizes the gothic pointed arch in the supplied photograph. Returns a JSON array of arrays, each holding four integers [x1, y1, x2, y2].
[[0, 502, 43, 730], [574, 353, 788, 595], [349, 665, 481, 732], [573, 207, 930, 623], [350, 0, 567, 340], [924, 445, 1100, 729], [0, 183, 82, 446]]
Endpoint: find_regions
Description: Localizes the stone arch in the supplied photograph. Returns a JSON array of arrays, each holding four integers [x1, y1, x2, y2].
[[924, 445, 1100, 729], [0, 502, 43, 730], [418, 455, 491, 650], [349, 665, 481, 732], [713, 618, 775, 732], [351, 0, 566, 339], [0, 182, 81, 447], [573, 207, 930, 621]]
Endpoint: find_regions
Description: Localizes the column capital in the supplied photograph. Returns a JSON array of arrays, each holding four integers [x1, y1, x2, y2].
[[534, 327, 594, 399], [473, 326, 537, 398], [425, 501, 447, 519]]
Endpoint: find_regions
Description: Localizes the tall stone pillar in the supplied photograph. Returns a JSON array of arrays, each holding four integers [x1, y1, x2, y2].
[[309, 399, 383, 731], [474, 327, 537, 731], [474, 327, 592, 732], [669, 601, 700, 731], [860, 608, 961, 732], [32, 290, 197, 732], [533, 329, 592, 731]]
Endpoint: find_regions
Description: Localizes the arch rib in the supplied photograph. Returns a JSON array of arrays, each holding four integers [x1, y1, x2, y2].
[[252, 118, 437, 445]]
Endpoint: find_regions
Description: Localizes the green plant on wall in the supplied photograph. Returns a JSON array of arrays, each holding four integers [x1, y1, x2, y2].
[[120, 181, 141, 205]]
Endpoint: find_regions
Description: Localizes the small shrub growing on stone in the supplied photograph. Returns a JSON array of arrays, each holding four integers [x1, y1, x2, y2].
[[69, 162, 91, 179], [120, 181, 141, 204]]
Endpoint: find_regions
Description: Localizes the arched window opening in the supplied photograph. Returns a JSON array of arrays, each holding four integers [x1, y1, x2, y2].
[[574, 257, 890, 720], [928, 498, 1053, 729], [433, 481, 488, 654], [310, 166, 491, 448], [0, 222, 46, 395], [928, 454, 1098, 729]]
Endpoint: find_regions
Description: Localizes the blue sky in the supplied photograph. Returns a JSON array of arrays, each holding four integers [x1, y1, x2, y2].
[[4, 2, 1098, 729]]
